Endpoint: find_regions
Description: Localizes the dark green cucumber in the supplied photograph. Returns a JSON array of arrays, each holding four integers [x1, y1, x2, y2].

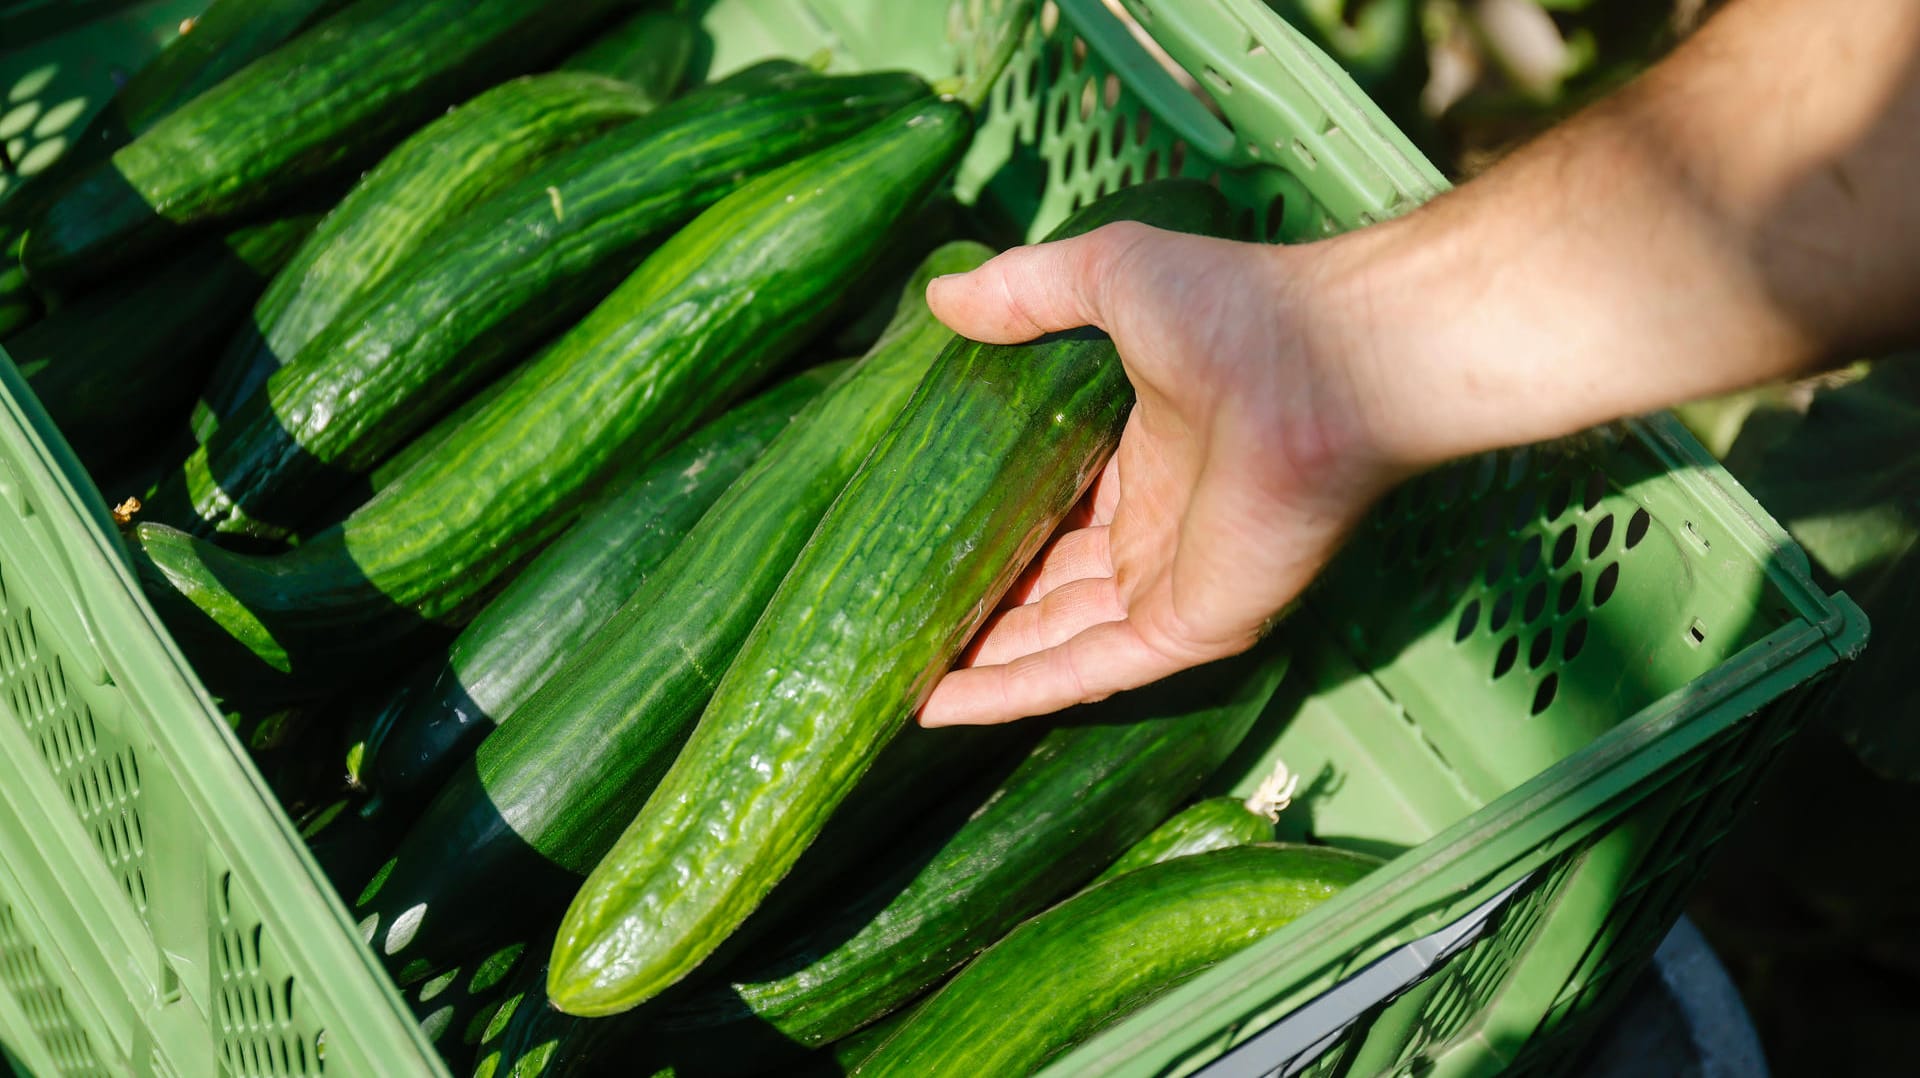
[[132, 98, 970, 703], [1091, 795, 1279, 885], [853, 845, 1381, 1077], [559, 9, 695, 97], [355, 243, 985, 984], [78, 0, 351, 158], [636, 647, 1288, 1070], [148, 65, 922, 541], [191, 71, 667, 443], [19, 0, 634, 292], [0, 0, 343, 332], [359, 358, 854, 810], [546, 180, 1236, 1017], [11, 214, 316, 474]]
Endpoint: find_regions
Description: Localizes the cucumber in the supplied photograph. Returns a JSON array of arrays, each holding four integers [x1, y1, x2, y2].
[[0, 0, 344, 332], [19, 0, 635, 292], [636, 646, 1288, 1071], [1090, 795, 1279, 885], [355, 244, 986, 985], [74, 0, 351, 161], [559, 9, 696, 97], [146, 65, 922, 542], [131, 97, 970, 701], [545, 180, 1236, 1017], [361, 364, 524, 499], [309, 339, 553, 532], [358, 357, 854, 812], [828, 1010, 911, 1074], [473, 720, 1030, 1078], [11, 213, 316, 474], [191, 71, 669, 443], [853, 845, 1381, 1077]]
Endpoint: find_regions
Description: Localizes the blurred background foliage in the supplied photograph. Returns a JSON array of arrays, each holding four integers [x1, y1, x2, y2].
[[1261, 1, 1919, 1072], [1262, 0, 1719, 176]]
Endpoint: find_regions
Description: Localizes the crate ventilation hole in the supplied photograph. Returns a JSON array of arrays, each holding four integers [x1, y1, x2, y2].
[[212, 871, 325, 1076], [0, 572, 154, 921], [1375, 456, 1658, 717], [0, 896, 107, 1075]]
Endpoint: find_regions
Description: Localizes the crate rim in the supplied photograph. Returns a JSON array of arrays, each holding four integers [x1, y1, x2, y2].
[[0, 343, 442, 1068]]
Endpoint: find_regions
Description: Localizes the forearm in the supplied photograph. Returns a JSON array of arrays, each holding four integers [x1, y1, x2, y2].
[[1315, 0, 1920, 470]]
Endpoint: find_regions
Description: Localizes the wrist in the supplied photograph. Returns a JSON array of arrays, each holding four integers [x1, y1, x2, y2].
[[1294, 116, 1819, 477], [1282, 208, 1506, 479]]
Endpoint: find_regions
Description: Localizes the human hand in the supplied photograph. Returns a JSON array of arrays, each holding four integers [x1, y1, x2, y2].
[[914, 0, 1920, 728], [916, 222, 1412, 726]]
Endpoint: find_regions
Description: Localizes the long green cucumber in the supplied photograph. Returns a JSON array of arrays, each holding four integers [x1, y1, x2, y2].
[[559, 9, 696, 96], [472, 721, 1032, 1078], [10, 214, 316, 474], [853, 845, 1381, 1077], [357, 358, 854, 811], [132, 98, 971, 704], [634, 646, 1288, 1072], [147, 65, 920, 542], [545, 180, 1236, 1017], [190, 71, 670, 443], [19, 0, 634, 293], [0, 0, 344, 332], [80, 0, 352, 157], [1091, 795, 1281, 885], [355, 244, 984, 984]]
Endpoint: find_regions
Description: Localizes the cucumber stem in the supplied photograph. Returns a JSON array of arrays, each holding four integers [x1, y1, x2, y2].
[[1243, 757, 1300, 823]]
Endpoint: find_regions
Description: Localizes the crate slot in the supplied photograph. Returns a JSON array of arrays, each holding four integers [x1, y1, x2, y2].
[[0, 893, 105, 1076]]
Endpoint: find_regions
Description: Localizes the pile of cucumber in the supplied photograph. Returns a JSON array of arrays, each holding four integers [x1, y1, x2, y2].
[[1, 1, 1382, 1074]]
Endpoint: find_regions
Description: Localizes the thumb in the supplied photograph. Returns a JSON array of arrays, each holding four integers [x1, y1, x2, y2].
[[925, 222, 1147, 344]]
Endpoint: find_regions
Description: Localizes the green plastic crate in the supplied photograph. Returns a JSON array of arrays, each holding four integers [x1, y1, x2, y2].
[[0, 1, 1866, 1076]]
